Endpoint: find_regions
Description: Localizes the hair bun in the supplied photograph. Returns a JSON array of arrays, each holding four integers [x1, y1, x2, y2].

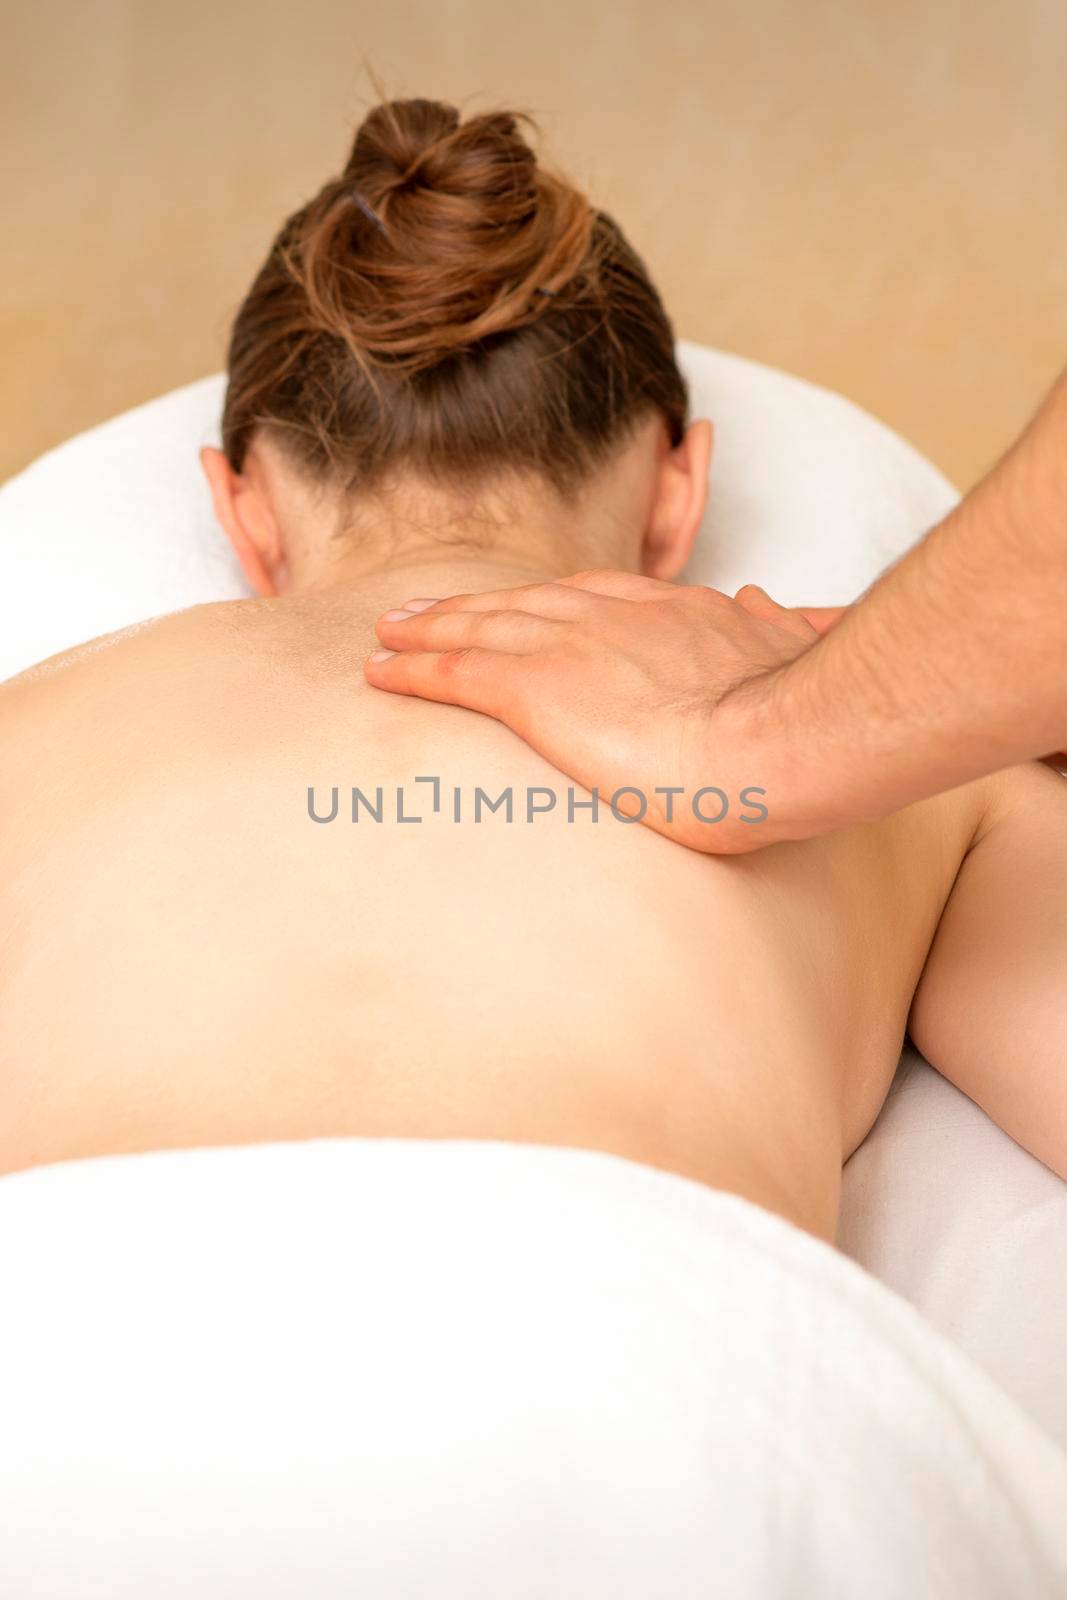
[[344, 100, 540, 222], [287, 97, 594, 372], [223, 93, 688, 498], [343, 98, 463, 198]]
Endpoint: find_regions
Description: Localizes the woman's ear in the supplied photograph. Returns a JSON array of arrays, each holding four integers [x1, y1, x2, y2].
[[640, 419, 714, 581], [199, 445, 289, 596]]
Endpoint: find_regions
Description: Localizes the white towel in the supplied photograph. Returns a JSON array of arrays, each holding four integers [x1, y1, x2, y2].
[[2, 1137, 1065, 1598]]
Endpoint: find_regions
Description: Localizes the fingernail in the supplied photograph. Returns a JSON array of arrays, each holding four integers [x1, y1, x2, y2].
[[380, 609, 414, 622], [401, 597, 440, 612], [368, 649, 396, 662]]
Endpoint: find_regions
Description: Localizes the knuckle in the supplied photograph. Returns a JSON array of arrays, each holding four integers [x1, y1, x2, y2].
[[437, 646, 477, 679], [430, 591, 472, 614], [494, 608, 534, 642], [542, 583, 587, 613], [469, 609, 515, 641], [690, 583, 730, 607]]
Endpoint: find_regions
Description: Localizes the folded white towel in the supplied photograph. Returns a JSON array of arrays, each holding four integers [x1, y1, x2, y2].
[[1, 1138, 1064, 1598]]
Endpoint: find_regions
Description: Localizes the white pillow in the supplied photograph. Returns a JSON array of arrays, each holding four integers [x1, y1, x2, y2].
[[0, 341, 958, 682], [5, 343, 1064, 1455]]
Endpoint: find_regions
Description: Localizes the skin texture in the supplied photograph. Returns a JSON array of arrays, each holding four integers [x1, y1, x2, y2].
[[2, 418, 1065, 1246], [365, 365, 1067, 850]]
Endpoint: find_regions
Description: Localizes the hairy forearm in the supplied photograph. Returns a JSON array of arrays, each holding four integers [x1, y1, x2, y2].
[[747, 367, 1067, 831]]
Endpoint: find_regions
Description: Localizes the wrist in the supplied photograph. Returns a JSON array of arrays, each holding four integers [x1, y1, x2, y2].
[[714, 659, 832, 846]]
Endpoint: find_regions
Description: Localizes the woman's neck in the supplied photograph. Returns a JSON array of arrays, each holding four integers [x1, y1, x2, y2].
[[285, 551, 603, 618]]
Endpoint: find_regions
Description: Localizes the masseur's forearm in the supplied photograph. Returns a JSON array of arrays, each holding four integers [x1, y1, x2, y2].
[[750, 366, 1067, 828]]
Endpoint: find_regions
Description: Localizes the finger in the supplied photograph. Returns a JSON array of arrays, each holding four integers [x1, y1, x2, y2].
[[385, 580, 591, 622], [375, 607, 561, 655], [363, 645, 520, 719], [560, 568, 679, 601], [733, 584, 819, 642], [795, 604, 848, 635]]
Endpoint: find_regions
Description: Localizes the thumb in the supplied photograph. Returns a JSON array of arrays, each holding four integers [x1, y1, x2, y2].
[[795, 604, 848, 635], [733, 584, 818, 642]]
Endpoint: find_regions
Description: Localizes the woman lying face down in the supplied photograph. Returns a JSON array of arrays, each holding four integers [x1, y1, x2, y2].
[[1, 98, 1064, 1244]]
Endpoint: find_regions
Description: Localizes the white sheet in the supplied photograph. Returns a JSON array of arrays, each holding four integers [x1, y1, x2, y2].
[[840, 1046, 1067, 1455], [1, 1138, 1065, 1598]]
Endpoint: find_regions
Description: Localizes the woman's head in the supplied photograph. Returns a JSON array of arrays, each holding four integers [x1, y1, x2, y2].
[[201, 97, 711, 593]]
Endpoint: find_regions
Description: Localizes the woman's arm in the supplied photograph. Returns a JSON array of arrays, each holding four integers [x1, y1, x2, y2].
[[907, 761, 1067, 1180]]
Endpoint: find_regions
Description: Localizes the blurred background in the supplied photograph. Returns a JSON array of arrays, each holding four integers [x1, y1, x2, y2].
[[4, 0, 1065, 489]]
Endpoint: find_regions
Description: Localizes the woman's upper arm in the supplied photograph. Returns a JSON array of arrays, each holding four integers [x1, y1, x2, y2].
[[907, 762, 1067, 1179]]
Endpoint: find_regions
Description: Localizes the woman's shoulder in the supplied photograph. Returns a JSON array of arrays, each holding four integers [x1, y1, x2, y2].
[[0, 599, 284, 796], [0, 599, 275, 699]]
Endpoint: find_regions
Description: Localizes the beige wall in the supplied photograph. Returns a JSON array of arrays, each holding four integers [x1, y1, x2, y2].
[[4, 0, 1066, 490]]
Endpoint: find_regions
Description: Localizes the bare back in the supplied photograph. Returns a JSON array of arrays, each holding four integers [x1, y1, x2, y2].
[[0, 591, 983, 1239]]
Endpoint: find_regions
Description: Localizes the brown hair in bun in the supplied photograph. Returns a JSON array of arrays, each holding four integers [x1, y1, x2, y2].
[[222, 97, 688, 501]]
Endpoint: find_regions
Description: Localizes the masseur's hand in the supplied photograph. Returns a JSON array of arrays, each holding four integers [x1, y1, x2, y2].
[[368, 365, 1067, 845], [365, 571, 820, 854]]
